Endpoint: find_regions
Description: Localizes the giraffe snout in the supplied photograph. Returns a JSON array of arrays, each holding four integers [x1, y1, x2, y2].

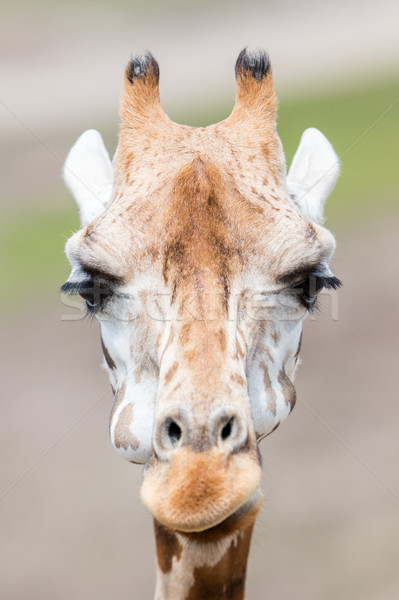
[[153, 406, 249, 460]]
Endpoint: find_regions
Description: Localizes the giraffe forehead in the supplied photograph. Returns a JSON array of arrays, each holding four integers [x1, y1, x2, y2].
[[81, 157, 324, 286], [69, 137, 333, 294], [85, 122, 282, 273], [161, 159, 241, 294]]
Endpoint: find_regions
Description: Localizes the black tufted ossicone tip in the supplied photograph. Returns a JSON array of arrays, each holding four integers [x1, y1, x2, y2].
[[235, 47, 270, 81], [126, 52, 160, 84]]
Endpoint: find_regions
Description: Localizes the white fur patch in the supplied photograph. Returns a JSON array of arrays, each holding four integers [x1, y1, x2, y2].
[[100, 317, 156, 464]]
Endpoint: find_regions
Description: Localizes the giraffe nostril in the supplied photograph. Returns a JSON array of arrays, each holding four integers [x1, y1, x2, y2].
[[153, 408, 190, 459], [157, 415, 186, 454], [213, 408, 247, 452], [220, 417, 235, 441], [166, 419, 182, 446]]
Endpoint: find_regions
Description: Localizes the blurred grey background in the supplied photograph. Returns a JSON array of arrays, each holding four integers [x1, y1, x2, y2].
[[1, 0, 398, 598]]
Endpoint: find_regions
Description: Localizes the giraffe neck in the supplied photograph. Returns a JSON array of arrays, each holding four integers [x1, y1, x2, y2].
[[153, 506, 258, 600]]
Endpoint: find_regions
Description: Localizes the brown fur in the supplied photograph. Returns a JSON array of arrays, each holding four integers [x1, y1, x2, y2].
[[154, 520, 183, 574], [179, 321, 192, 345], [164, 361, 179, 386], [278, 369, 296, 410], [186, 524, 254, 600], [154, 502, 261, 600], [120, 57, 168, 135], [270, 323, 280, 346], [217, 328, 227, 353], [141, 448, 261, 532], [162, 159, 240, 311], [235, 338, 244, 360], [231, 373, 245, 387], [161, 327, 175, 361], [101, 336, 116, 370], [232, 63, 276, 126], [114, 404, 140, 451], [259, 361, 277, 416]]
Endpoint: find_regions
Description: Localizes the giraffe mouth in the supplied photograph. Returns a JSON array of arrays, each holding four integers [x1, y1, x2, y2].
[[140, 447, 262, 532], [222, 487, 263, 526], [181, 486, 264, 536]]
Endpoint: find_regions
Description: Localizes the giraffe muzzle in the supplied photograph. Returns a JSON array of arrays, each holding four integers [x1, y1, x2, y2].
[[153, 405, 249, 460], [141, 406, 261, 532]]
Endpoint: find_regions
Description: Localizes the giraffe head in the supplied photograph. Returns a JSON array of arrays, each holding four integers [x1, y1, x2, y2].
[[62, 49, 340, 533]]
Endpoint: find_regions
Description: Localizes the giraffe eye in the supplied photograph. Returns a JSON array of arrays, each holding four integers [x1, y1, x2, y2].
[[61, 278, 115, 313], [78, 279, 114, 312], [294, 276, 323, 306], [293, 274, 342, 311]]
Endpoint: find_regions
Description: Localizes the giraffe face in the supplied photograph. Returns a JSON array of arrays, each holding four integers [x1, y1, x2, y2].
[[62, 49, 340, 532]]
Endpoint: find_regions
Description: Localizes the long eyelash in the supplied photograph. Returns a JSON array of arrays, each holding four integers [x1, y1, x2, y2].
[[315, 275, 342, 290], [297, 274, 342, 314], [84, 304, 99, 318], [61, 279, 114, 316], [306, 275, 342, 315], [308, 297, 321, 315], [85, 302, 98, 315], [60, 280, 93, 295]]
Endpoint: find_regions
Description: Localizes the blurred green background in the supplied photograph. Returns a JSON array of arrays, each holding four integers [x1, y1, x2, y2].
[[1, 1, 398, 599]]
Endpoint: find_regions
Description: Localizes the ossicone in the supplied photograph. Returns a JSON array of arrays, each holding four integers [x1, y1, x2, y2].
[[120, 51, 167, 132], [222, 47, 277, 139], [125, 52, 160, 85], [235, 47, 271, 81]]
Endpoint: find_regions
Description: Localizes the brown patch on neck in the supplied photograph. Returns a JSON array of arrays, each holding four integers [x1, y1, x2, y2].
[[153, 520, 182, 574], [278, 368, 296, 410], [186, 522, 254, 600]]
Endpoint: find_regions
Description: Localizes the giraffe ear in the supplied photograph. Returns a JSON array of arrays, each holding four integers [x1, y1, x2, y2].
[[286, 128, 340, 224], [63, 129, 113, 227]]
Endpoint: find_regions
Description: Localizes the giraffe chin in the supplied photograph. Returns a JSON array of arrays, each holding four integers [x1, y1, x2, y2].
[[140, 447, 262, 533]]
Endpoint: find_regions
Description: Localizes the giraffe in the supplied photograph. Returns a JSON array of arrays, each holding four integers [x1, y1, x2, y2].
[[62, 48, 341, 599]]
